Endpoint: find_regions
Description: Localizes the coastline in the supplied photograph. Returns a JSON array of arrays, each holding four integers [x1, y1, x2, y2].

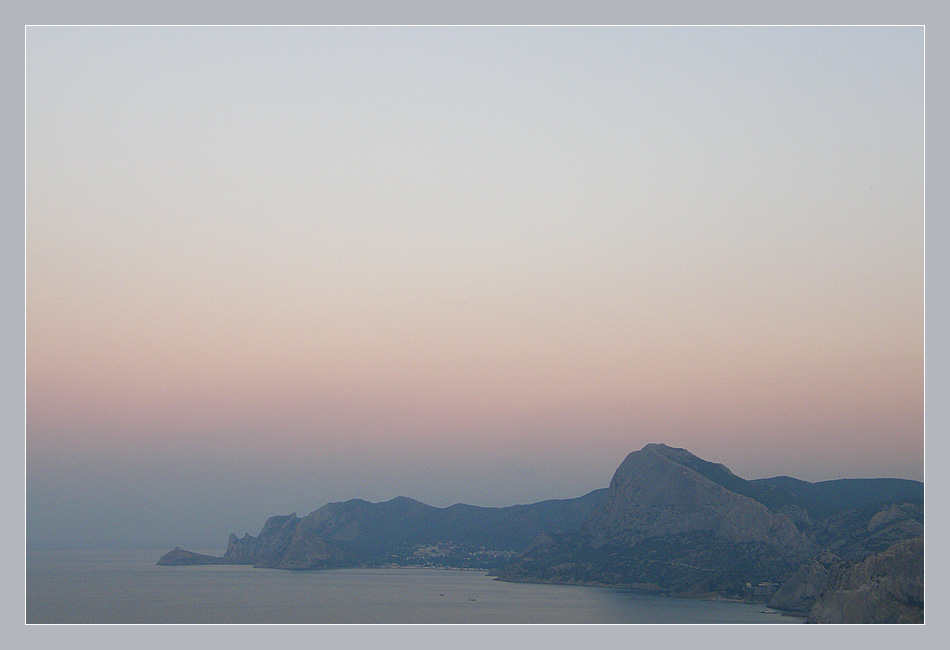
[[155, 547, 789, 612], [489, 573, 803, 617], [32, 548, 805, 624]]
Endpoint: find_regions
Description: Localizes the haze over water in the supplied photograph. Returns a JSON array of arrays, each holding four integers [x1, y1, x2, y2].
[[25, 26, 924, 551], [26, 549, 803, 624]]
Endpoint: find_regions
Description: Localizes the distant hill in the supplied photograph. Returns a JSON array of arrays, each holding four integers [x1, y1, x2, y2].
[[752, 475, 922, 517]]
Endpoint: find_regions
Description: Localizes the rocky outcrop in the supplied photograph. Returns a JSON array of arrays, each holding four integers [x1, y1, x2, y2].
[[272, 528, 353, 569], [156, 547, 228, 565], [806, 537, 923, 624], [768, 551, 840, 613], [223, 513, 302, 567], [581, 444, 813, 559]]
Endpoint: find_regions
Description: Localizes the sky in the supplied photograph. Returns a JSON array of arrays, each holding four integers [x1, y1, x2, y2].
[[25, 26, 924, 550]]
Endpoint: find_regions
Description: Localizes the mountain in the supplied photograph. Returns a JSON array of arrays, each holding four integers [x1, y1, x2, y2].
[[494, 443, 923, 611], [496, 444, 816, 594], [579, 444, 813, 556], [158, 443, 923, 622], [159, 489, 608, 570]]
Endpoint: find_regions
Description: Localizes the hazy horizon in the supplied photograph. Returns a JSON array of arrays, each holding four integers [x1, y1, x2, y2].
[[26, 26, 924, 550]]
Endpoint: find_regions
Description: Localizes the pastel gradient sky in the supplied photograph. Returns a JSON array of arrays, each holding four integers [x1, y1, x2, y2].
[[26, 26, 924, 548]]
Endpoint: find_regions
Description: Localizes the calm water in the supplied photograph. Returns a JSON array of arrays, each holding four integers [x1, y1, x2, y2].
[[26, 548, 803, 624]]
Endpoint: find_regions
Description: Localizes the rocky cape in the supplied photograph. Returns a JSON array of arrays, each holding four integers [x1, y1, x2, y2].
[[159, 443, 923, 623]]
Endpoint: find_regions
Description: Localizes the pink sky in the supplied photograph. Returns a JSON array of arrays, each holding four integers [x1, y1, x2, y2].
[[26, 26, 924, 547]]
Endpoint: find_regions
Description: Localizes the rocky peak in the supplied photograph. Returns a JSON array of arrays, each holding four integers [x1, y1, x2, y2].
[[582, 443, 812, 558]]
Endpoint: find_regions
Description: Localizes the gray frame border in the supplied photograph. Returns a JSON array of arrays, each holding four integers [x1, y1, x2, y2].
[[9, 0, 943, 647]]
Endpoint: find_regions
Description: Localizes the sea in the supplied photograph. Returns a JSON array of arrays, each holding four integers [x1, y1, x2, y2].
[[25, 548, 804, 625]]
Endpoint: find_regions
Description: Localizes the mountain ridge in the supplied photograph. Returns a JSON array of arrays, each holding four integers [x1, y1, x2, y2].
[[157, 443, 923, 623], [160, 487, 610, 570]]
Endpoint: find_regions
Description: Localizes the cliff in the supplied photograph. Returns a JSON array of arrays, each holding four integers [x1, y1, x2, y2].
[[806, 537, 923, 623], [768, 551, 841, 614]]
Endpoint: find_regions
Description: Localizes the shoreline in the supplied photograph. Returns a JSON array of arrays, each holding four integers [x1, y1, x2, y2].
[[490, 574, 803, 616], [155, 549, 803, 618]]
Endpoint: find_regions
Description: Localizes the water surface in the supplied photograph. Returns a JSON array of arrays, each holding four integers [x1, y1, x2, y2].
[[26, 549, 803, 624]]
